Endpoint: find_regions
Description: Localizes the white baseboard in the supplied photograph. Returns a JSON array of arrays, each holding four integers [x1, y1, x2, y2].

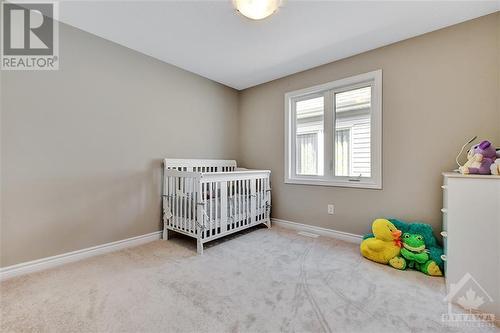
[[271, 218, 363, 244], [0, 231, 162, 281]]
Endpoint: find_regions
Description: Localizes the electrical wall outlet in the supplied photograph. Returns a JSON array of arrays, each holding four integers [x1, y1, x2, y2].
[[327, 204, 335, 215]]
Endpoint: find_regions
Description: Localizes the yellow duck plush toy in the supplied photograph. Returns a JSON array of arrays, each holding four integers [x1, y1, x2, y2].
[[360, 219, 402, 264]]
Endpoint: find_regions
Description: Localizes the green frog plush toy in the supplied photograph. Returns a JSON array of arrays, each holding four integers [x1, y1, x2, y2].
[[389, 233, 443, 276]]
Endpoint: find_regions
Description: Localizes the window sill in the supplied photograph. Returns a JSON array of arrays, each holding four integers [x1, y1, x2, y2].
[[284, 177, 382, 189]]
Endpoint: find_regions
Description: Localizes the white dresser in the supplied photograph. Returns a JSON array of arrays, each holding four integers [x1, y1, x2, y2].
[[442, 172, 500, 318]]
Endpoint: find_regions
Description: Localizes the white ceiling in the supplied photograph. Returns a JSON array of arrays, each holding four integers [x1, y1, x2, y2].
[[57, 1, 500, 90]]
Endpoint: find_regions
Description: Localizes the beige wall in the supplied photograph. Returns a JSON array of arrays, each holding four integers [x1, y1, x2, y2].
[[0, 23, 239, 267], [238, 13, 500, 236]]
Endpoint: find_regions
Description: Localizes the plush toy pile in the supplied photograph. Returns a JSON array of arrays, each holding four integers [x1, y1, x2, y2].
[[458, 140, 500, 175], [360, 218, 444, 276]]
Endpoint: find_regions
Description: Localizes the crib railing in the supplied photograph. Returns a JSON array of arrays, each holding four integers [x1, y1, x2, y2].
[[197, 172, 271, 241], [162, 170, 200, 235], [163, 158, 237, 173]]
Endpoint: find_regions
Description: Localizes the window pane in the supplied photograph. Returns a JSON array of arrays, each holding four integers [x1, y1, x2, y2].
[[335, 128, 350, 176], [296, 96, 324, 176], [334, 87, 371, 177]]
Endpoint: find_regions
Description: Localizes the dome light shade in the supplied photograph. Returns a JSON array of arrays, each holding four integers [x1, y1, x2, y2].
[[234, 0, 281, 20]]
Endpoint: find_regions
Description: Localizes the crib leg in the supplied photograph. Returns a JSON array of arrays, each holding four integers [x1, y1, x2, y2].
[[163, 227, 169, 240], [197, 239, 204, 255]]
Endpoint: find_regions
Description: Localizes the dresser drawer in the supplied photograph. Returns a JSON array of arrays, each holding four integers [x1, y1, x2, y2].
[[441, 184, 448, 210], [441, 208, 447, 232]]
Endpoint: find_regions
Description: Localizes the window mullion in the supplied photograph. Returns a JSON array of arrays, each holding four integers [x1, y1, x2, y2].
[[323, 90, 334, 179]]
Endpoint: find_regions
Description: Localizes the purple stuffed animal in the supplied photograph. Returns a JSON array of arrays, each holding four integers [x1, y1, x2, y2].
[[459, 140, 497, 175]]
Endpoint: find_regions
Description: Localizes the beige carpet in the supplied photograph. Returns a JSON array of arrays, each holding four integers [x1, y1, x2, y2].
[[0, 226, 497, 333]]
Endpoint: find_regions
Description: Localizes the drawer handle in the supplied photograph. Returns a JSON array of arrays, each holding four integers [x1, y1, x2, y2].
[[441, 185, 447, 189], [440, 231, 448, 238], [441, 208, 448, 213], [441, 254, 447, 261]]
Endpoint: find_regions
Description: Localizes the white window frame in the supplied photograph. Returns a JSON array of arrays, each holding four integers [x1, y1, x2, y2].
[[284, 70, 382, 189]]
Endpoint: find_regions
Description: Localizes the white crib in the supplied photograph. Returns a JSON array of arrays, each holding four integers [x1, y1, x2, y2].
[[162, 159, 271, 254]]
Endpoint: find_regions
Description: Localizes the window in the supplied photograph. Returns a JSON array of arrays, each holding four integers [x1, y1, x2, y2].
[[285, 70, 382, 189]]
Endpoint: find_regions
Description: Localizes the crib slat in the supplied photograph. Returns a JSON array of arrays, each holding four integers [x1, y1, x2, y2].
[[179, 177, 182, 229], [247, 180, 251, 225], [191, 180, 195, 234], [215, 182, 219, 235], [211, 182, 215, 236], [178, 177, 181, 230], [243, 180, 247, 226], [201, 182, 205, 238], [184, 178, 187, 231], [263, 178, 265, 218], [177, 177, 181, 229], [186, 178, 190, 232], [241, 180, 245, 226], [207, 182, 210, 238], [184, 177, 188, 231], [214, 182, 218, 235], [234, 180, 237, 228], [192, 178, 196, 234], [165, 176, 169, 226], [230, 181, 233, 228], [166, 176, 169, 227], [238, 180, 242, 228], [248, 180, 251, 225], [203, 182, 207, 239], [258, 178, 261, 220], [264, 177, 267, 220], [232, 180, 235, 229], [266, 177, 271, 221], [220, 181, 227, 233], [204, 182, 208, 238], [245, 180, 248, 226], [209, 182, 213, 237], [182, 177, 186, 230], [173, 177, 177, 229], [203, 182, 207, 238], [185, 178, 188, 231], [229, 181, 233, 230], [170, 176, 173, 227], [199, 182, 202, 236], [250, 178, 256, 225], [172, 176, 175, 229], [240, 180, 243, 227], [214, 182, 217, 236], [189, 178, 193, 234], [262, 178, 265, 220]]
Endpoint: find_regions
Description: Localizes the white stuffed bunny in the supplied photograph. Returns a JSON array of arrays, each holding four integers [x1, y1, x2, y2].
[[491, 149, 500, 175]]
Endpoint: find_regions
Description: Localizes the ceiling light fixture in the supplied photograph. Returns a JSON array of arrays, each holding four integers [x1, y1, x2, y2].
[[233, 0, 282, 20]]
